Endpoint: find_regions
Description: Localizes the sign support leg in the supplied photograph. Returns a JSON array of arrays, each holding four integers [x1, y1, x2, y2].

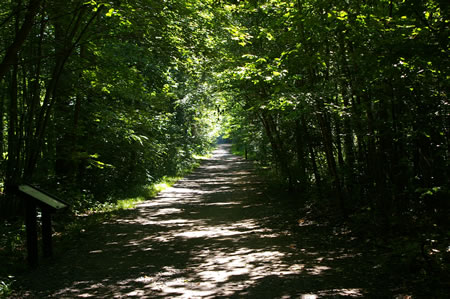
[[42, 207, 53, 258], [25, 199, 38, 267]]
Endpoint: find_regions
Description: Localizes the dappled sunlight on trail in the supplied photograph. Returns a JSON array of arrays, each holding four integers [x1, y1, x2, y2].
[[15, 144, 386, 298]]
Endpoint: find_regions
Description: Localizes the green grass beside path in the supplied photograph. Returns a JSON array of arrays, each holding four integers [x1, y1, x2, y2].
[[0, 153, 210, 298]]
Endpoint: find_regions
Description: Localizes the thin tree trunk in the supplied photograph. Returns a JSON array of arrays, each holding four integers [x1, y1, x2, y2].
[[0, 0, 41, 82], [0, 85, 5, 158], [363, 93, 389, 226], [24, 13, 45, 178], [259, 111, 293, 190], [295, 118, 308, 190], [316, 101, 346, 216], [23, 6, 102, 180], [335, 115, 344, 170], [5, 6, 21, 190], [343, 96, 355, 174], [308, 139, 321, 192]]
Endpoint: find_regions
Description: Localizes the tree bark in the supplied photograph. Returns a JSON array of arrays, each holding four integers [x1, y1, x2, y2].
[[5, 7, 21, 190], [259, 111, 293, 190], [316, 100, 346, 216], [335, 115, 344, 170], [295, 117, 308, 190], [24, 13, 45, 179], [23, 5, 102, 181], [0, 0, 41, 83], [0, 84, 5, 158]]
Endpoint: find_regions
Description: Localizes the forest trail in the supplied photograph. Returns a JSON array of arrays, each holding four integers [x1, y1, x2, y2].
[[13, 145, 397, 298]]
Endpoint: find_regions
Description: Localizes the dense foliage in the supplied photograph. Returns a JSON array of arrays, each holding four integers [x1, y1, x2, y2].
[[220, 0, 449, 280], [0, 0, 221, 214]]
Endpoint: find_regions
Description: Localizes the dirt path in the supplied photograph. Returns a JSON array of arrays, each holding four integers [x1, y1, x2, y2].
[[13, 145, 401, 298]]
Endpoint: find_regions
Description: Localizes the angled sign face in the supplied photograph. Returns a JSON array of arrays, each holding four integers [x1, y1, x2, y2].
[[18, 185, 68, 210]]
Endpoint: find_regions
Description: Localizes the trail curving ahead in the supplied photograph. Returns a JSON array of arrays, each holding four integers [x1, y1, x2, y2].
[[14, 144, 396, 298]]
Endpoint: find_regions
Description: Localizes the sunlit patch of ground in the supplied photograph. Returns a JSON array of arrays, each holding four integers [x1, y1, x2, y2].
[[12, 144, 402, 298]]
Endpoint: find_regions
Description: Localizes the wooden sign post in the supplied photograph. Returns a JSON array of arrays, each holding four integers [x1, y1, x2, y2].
[[17, 184, 68, 267]]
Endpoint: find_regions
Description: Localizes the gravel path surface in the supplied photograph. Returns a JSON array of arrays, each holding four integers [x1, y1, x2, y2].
[[11, 144, 402, 298]]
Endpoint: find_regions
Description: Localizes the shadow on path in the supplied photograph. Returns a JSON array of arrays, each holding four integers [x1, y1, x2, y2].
[[13, 145, 396, 298]]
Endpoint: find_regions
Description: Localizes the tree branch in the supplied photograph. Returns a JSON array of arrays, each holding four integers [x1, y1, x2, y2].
[[0, 0, 41, 82]]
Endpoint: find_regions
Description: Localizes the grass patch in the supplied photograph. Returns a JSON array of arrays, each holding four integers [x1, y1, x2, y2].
[[0, 277, 14, 299], [0, 152, 208, 295], [52, 159, 204, 265], [0, 220, 26, 291], [78, 176, 187, 215], [146, 176, 182, 199], [79, 156, 204, 215]]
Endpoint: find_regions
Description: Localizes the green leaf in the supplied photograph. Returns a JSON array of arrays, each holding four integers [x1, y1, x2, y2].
[[106, 8, 115, 17]]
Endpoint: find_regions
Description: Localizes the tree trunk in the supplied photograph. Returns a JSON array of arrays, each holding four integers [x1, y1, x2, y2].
[[0, 83, 5, 159], [316, 100, 346, 216], [24, 14, 44, 179], [259, 111, 293, 190], [295, 117, 308, 190], [0, 0, 41, 82], [53, 15, 75, 182], [308, 141, 321, 192], [334, 115, 344, 170], [363, 93, 390, 226], [5, 13, 21, 190], [23, 4, 101, 181], [343, 96, 355, 174]]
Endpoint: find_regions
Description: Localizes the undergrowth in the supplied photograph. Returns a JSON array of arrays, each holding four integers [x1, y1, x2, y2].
[[0, 153, 206, 295]]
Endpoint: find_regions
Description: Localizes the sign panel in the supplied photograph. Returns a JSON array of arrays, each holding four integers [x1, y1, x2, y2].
[[19, 185, 68, 210]]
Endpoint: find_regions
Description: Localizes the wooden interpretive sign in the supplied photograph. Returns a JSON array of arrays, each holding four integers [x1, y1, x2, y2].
[[17, 184, 68, 267], [18, 185, 68, 210]]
